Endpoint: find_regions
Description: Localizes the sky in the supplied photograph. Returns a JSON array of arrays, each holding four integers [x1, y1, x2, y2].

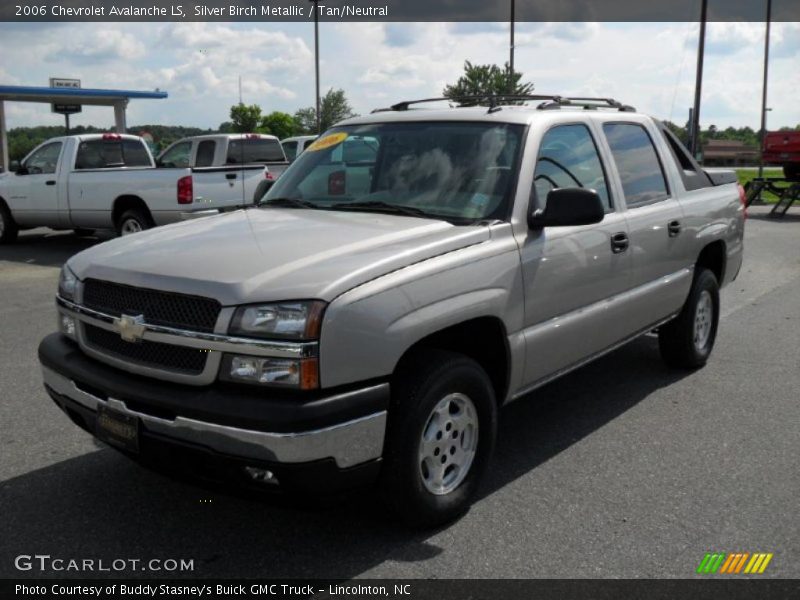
[[0, 21, 798, 131]]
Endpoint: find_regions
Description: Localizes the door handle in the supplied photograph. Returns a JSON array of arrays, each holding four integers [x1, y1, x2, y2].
[[611, 232, 629, 254], [668, 220, 681, 237], [225, 173, 237, 180], [45, 180, 56, 186]]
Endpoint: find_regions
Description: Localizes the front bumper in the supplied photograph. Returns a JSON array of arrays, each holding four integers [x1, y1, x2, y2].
[[39, 333, 388, 490]]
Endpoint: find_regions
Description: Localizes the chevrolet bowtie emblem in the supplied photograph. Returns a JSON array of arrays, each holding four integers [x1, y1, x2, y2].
[[114, 314, 146, 343]]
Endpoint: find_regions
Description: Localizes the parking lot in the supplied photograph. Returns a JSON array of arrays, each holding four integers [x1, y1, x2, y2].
[[1, 206, 798, 579]]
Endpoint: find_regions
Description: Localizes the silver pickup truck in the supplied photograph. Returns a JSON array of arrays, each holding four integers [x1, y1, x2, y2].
[[38, 97, 745, 527], [0, 133, 268, 242]]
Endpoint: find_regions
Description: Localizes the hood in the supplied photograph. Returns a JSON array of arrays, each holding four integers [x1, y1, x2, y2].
[[69, 208, 490, 305]]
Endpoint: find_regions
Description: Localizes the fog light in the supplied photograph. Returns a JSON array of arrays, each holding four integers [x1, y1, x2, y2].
[[59, 314, 76, 338], [224, 355, 319, 389], [231, 356, 258, 378], [245, 466, 279, 485]]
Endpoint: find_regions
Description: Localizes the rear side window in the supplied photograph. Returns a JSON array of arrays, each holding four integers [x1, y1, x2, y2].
[[603, 123, 669, 207], [533, 124, 612, 211], [226, 138, 285, 164], [660, 127, 712, 191], [195, 140, 216, 167], [75, 139, 151, 170]]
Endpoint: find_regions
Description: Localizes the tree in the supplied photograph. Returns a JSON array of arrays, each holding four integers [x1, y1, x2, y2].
[[293, 107, 317, 134], [294, 88, 357, 134], [260, 111, 298, 139], [229, 103, 263, 133], [443, 61, 534, 106]]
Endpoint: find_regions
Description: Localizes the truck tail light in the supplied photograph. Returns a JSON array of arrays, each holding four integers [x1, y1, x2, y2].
[[265, 171, 275, 181], [102, 133, 121, 140], [177, 175, 193, 204], [737, 183, 748, 220], [328, 170, 346, 195]]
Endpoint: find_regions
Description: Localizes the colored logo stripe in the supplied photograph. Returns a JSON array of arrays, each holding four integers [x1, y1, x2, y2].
[[697, 553, 773, 574]]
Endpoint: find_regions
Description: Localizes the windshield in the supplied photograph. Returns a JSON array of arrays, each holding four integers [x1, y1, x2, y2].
[[261, 121, 525, 223]]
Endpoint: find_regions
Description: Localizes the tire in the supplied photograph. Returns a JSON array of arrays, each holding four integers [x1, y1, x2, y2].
[[379, 349, 497, 528], [116, 208, 152, 236], [73, 228, 95, 237], [784, 163, 800, 182], [659, 268, 720, 369], [0, 202, 19, 244]]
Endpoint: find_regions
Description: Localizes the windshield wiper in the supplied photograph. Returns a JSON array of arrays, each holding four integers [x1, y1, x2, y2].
[[331, 201, 435, 219], [260, 197, 319, 209]]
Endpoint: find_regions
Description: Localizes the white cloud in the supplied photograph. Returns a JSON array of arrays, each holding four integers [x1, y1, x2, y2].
[[0, 22, 797, 131]]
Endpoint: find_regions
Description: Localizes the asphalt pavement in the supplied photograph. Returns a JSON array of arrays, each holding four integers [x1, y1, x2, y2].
[[1, 207, 798, 579]]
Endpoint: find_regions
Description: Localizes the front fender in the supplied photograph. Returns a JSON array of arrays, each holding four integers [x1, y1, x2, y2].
[[318, 232, 524, 389]]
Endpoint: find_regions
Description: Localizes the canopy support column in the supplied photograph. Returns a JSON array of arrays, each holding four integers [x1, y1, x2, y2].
[[0, 101, 8, 172], [114, 100, 127, 133]]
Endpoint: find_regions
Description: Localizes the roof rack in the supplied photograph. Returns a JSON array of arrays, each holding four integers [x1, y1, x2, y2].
[[372, 95, 636, 114]]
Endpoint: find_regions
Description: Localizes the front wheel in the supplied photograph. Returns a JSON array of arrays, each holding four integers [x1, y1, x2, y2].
[[659, 268, 720, 369], [379, 349, 497, 528]]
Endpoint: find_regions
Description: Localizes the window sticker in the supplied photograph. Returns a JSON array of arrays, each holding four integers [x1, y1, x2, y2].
[[306, 132, 349, 152]]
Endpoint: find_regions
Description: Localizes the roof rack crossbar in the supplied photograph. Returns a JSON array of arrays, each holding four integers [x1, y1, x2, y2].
[[380, 95, 636, 113]]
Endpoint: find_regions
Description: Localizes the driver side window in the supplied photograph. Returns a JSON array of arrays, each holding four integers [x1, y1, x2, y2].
[[159, 142, 192, 168], [24, 142, 63, 175], [533, 125, 611, 212]]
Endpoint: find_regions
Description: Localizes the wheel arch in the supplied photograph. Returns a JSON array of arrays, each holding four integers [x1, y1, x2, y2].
[[696, 239, 726, 284], [112, 195, 152, 228], [394, 316, 511, 405]]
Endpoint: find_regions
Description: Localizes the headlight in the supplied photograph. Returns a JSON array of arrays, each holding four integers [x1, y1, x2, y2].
[[58, 264, 78, 301], [230, 301, 325, 340], [220, 355, 319, 389]]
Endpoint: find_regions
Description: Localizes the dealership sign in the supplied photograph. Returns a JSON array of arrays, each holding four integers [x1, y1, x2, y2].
[[49, 77, 82, 115]]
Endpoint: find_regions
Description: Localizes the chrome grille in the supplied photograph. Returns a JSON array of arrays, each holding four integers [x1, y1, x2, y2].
[[82, 279, 221, 333], [83, 324, 208, 375]]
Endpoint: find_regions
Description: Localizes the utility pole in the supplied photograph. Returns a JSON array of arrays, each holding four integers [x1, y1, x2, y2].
[[690, 0, 708, 158], [238, 75, 242, 104], [310, 0, 321, 133], [509, 0, 515, 94], [758, 0, 772, 181]]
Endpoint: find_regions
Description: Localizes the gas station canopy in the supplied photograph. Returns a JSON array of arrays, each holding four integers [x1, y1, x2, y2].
[[0, 85, 168, 170]]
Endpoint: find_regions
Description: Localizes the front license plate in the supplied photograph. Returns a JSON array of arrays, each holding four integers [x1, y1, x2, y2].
[[96, 405, 139, 453]]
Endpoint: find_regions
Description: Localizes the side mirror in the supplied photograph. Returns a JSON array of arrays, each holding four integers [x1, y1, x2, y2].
[[9, 160, 20, 173], [529, 188, 605, 229]]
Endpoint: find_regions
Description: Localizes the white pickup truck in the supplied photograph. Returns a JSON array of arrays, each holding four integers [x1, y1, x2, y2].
[[158, 133, 291, 199], [0, 133, 269, 243]]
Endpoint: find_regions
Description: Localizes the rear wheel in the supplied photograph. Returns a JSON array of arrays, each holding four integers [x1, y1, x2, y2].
[[659, 268, 720, 369], [116, 208, 152, 236], [379, 349, 497, 528], [0, 203, 19, 244]]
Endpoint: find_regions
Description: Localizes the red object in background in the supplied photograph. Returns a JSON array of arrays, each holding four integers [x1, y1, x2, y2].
[[328, 170, 346, 195], [762, 132, 800, 167]]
